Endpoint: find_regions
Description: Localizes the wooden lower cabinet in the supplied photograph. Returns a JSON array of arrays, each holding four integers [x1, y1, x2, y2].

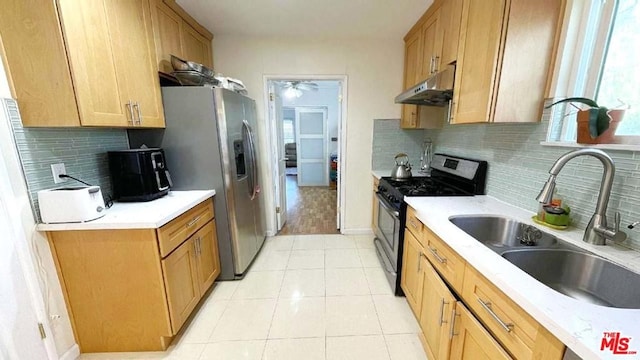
[[419, 256, 456, 360], [450, 303, 512, 360], [401, 229, 425, 317], [47, 199, 220, 353], [162, 236, 200, 334]]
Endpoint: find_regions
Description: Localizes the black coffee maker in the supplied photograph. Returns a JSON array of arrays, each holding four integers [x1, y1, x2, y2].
[[108, 148, 172, 202]]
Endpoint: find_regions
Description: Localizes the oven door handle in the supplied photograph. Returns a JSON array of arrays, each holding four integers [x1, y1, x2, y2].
[[375, 192, 400, 218]]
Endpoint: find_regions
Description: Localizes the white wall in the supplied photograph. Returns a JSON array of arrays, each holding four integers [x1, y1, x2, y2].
[[0, 59, 77, 358], [282, 82, 340, 154], [214, 36, 404, 233]]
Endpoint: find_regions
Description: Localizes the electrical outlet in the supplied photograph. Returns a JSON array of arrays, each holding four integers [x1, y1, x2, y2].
[[51, 163, 67, 184]]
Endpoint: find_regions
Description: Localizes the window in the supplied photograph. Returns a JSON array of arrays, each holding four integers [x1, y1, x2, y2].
[[283, 118, 295, 144], [547, 0, 640, 145]]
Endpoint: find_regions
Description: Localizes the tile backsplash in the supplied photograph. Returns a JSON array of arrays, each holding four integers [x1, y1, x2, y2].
[[3, 99, 129, 221], [372, 119, 426, 172], [425, 117, 640, 251]]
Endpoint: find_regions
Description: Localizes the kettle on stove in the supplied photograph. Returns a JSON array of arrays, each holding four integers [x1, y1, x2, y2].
[[391, 153, 412, 180]]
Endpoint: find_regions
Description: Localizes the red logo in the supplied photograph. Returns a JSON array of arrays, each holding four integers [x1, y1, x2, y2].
[[600, 332, 636, 355]]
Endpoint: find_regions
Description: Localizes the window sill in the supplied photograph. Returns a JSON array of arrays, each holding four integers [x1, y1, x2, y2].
[[540, 141, 640, 152]]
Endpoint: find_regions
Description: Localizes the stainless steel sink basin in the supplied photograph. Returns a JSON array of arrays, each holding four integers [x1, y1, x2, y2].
[[502, 249, 640, 309], [449, 215, 560, 251], [449, 215, 640, 309]]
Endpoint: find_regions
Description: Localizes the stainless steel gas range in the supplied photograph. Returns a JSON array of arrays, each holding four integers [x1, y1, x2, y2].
[[373, 153, 488, 295]]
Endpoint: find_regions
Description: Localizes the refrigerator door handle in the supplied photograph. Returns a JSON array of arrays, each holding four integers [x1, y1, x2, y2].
[[242, 120, 256, 199], [247, 122, 259, 198]]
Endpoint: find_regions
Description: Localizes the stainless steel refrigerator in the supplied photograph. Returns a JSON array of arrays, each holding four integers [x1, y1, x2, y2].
[[128, 87, 265, 280]]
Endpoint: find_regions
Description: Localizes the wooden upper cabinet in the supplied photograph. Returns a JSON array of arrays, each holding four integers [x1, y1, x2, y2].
[[419, 11, 442, 81], [0, 0, 80, 127], [401, 31, 422, 128], [440, 0, 463, 66], [182, 25, 213, 68], [58, 0, 131, 127], [151, 0, 185, 73], [57, 0, 164, 128], [451, 0, 563, 124], [151, 0, 214, 71]]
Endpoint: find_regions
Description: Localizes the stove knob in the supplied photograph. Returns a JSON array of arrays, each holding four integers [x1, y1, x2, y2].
[[377, 185, 386, 193], [388, 195, 397, 203]]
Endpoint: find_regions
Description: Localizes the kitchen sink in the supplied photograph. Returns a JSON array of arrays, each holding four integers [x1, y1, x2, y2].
[[449, 215, 640, 309], [449, 215, 562, 252], [502, 249, 640, 309]]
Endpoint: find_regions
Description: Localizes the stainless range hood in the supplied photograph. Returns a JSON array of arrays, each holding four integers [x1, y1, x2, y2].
[[395, 65, 454, 106]]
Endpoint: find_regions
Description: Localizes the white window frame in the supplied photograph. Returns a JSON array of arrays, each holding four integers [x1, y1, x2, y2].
[[544, 0, 640, 150]]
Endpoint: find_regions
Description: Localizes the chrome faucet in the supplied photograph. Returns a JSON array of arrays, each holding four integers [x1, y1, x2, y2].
[[536, 148, 627, 245]]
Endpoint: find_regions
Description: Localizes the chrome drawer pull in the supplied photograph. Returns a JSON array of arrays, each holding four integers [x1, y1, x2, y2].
[[449, 309, 459, 339], [428, 246, 447, 264], [186, 215, 203, 227], [477, 298, 514, 333], [439, 299, 449, 326]]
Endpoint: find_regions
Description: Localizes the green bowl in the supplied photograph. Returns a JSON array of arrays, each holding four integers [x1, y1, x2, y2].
[[545, 212, 570, 226]]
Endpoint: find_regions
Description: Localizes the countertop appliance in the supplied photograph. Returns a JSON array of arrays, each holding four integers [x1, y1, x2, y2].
[[38, 186, 106, 223], [395, 65, 455, 106], [374, 153, 488, 295], [108, 148, 172, 202], [128, 87, 265, 280]]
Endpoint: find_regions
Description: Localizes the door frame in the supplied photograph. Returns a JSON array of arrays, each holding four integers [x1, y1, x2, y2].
[[263, 74, 348, 233]]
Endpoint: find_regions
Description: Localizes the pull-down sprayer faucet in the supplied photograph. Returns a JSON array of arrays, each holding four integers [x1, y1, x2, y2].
[[537, 148, 627, 245]]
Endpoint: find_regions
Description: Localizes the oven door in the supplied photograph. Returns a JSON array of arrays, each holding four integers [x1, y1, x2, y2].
[[374, 192, 401, 270]]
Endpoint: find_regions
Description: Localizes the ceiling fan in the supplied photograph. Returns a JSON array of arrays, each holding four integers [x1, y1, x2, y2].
[[281, 81, 318, 98]]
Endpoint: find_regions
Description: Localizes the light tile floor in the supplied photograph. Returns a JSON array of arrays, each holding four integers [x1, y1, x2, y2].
[[79, 234, 427, 360]]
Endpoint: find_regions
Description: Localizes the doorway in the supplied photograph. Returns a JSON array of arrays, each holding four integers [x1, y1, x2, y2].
[[266, 77, 346, 235]]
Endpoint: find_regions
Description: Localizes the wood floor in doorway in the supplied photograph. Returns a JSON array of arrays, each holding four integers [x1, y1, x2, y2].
[[278, 175, 339, 235]]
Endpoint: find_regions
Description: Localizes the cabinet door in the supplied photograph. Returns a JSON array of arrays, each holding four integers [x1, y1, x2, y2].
[[419, 11, 442, 80], [440, 0, 463, 66], [401, 31, 422, 128], [150, 0, 185, 73], [57, 0, 131, 127], [107, 0, 165, 128], [161, 237, 200, 334], [195, 221, 221, 294], [419, 257, 456, 360], [401, 229, 425, 318], [0, 0, 80, 127], [182, 24, 213, 68], [450, 302, 512, 360], [450, 0, 507, 124]]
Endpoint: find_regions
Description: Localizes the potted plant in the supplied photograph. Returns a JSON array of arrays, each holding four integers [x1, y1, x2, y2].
[[546, 97, 626, 144]]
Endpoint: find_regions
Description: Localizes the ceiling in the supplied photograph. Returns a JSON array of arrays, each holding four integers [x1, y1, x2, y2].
[[176, 0, 433, 40]]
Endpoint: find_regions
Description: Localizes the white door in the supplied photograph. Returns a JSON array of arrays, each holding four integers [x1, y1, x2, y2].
[[269, 83, 287, 231], [0, 167, 51, 360], [296, 107, 328, 186], [336, 82, 343, 229]]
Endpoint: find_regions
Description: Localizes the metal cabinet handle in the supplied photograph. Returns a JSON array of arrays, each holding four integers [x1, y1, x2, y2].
[[477, 298, 514, 333], [449, 308, 459, 339], [439, 299, 449, 326], [126, 100, 135, 124], [428, 246, 447, 264], [447, 100, 454, 124], [187, 215, 202, 228], [133, 102, 142, 126], [433, 56, 440, 73], [409, 218, 421, 231]]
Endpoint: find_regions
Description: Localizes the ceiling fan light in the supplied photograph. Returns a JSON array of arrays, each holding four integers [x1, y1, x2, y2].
[[283, 87, 303, 99]]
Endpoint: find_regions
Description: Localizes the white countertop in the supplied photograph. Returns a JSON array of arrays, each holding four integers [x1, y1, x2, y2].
[[372, 169, 431, 180], [37, 190, 216, 231], [404, 195, 640, 360]]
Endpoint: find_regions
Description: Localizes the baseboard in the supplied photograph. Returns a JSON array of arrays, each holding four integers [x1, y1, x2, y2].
[[59, 344, 80, 360], [341, 228, 374, 235], [265, 230, 276, 237]]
